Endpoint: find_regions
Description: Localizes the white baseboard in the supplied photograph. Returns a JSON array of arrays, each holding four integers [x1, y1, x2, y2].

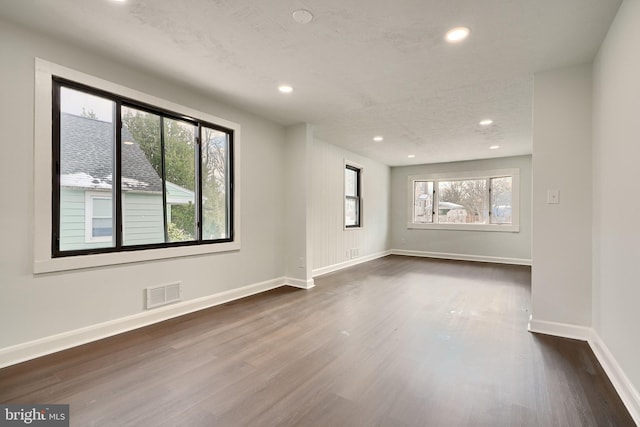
[[0, 277, 291, 369], [527, 316, 594, 341], [528, 316, 640, 425], [310, 249, 529, 278], [284, 277, 315, 289], [589, 333, 640, 425], [312, 250, 392, 277], [391, 249, 531, 266]]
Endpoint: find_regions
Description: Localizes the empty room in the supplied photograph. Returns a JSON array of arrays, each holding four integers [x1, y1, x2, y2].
[[1, 0, 639, 426]]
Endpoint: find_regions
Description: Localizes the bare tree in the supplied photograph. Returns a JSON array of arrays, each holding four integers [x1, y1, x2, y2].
[[439, 179, 487, 221]]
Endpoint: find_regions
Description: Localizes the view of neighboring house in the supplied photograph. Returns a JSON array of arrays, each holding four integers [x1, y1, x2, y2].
[[59, 113, 194, 251]]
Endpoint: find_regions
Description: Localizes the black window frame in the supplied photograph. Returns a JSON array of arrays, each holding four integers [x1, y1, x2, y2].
[[51, 77, 235, 258], [345, 164, 362, 228]]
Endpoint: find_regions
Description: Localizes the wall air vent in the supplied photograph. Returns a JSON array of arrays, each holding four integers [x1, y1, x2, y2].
[[146, 282, 182, 309]]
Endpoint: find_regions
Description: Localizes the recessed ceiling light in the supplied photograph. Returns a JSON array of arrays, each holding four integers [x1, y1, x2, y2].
[[408, 154, 416, 158], [278, 85, 293, 94], [111, 0, 126, 2], [123, 141, 134, 145], [373, 136, 384, 142], [479, 119, 493, 126], [489, 145, 500, 150], [292, 9, 314, 24], [445, 27, 470, 43]]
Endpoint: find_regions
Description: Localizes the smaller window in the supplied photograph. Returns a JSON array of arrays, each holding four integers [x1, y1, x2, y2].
[[413, 181, 434, 224], [345, 164, 362, 228], [85, 193, 114, 244], [490, 176, 512, 224]]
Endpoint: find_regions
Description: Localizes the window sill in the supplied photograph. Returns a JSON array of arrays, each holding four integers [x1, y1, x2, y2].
[[407, 223, 519, 233], [34, 240, 241, 274]]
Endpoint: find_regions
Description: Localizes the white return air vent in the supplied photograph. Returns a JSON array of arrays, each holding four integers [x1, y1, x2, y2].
[[146, 282, 182, 309]]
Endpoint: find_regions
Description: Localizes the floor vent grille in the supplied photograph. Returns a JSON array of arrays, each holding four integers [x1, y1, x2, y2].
[[146, 282, 182, 309]]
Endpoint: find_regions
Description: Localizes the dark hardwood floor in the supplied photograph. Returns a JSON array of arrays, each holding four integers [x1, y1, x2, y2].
[[0, 256, 635, 426]]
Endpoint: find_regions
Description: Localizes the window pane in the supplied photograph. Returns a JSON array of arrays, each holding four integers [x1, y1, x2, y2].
[[121, 107, 165, 245], [345, 198, 358, 226], [164, 118, 197, 242], [92, 197, 112, 217], [59, 87, 115, 251], [201, 127, 230, 240], [413, 181, 434, 223], [92, 217, 113, 237], [490, 177, 513, 224], [345, 167, 358, 197], [438, 179, 487, 224]]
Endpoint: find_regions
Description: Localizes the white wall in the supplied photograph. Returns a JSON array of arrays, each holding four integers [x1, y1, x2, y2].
[[390, 156, 532, 262], [311, 139, 390, 274], [0, 19, 287, 351], [593, 0, 640, 399], [284, 124, 314, 286], [531, 64, 593, 327]]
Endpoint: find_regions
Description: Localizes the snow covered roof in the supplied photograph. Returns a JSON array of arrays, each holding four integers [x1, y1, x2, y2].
[[60, 113, 163, 192]]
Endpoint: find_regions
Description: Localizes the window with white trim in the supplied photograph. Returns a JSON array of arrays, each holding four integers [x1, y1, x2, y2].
[[408, 169, 519, 232], [33, 59, 241, 273]]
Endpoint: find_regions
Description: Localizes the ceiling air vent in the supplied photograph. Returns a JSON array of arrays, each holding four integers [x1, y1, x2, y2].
[[146, 282, 182, 309]]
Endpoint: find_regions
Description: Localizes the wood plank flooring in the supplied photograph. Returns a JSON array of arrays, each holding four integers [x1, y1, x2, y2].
[[0, 256, 635, 426]]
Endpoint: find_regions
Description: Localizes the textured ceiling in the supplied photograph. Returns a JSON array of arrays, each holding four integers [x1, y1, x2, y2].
[[0, 0, 622, 166]]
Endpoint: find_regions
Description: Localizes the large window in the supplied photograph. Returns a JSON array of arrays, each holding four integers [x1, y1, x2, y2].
[[345, 164, 362, 228], [408, 169, 519, 232], [52, 78, 234, 257]]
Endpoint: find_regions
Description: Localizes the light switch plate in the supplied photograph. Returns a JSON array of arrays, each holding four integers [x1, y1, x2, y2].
[[547, 189, 560, 204]]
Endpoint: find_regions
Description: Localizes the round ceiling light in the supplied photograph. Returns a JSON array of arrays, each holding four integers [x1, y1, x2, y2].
[[292, 9, 314, 24], [373, 136, 384, 142], [278, 85, 293, 94], [445, 27, 470, 43], [408, 154, 416, 158], [479, 119, 493, 126], [489, 145, 500, 150]]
